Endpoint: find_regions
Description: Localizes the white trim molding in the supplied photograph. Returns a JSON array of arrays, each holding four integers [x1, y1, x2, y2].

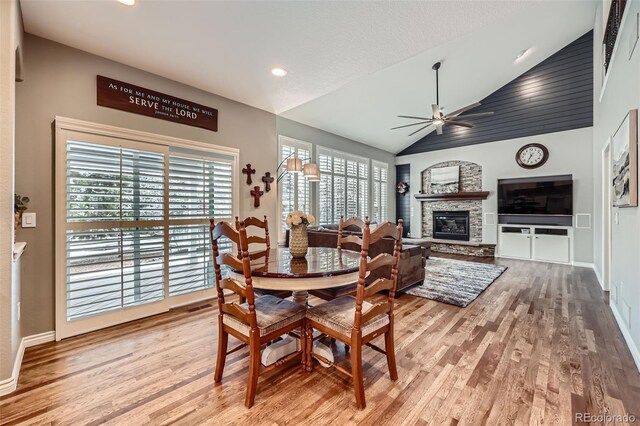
[[611, 304, 640, 373], [0, 331, 55, 396]]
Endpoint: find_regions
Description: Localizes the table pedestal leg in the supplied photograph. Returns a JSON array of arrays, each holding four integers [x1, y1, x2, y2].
[[260, 289, 334, 368], [292, 290, 308, 305]]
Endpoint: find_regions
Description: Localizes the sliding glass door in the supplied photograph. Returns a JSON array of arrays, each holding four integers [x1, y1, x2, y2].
[[55, 118, 238, 339]]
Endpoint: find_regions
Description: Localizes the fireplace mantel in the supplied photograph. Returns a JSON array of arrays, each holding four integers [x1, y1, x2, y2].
[[414, 191, 490, 202]]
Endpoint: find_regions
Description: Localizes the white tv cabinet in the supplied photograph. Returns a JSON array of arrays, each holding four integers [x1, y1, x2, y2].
[[497, 224, 573, 265]]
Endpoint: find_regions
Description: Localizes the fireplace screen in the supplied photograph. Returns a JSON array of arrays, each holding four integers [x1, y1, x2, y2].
[[433, 211, 470, 241]]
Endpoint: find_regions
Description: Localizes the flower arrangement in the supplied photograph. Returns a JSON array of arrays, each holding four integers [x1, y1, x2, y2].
[[285, 210, 315, 228]]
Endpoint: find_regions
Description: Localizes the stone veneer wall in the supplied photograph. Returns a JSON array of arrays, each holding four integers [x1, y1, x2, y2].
[[421, 161, 483, 242]]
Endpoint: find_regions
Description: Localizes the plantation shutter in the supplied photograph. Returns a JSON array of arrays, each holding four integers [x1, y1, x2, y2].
[[278, 137, 311, 238], [57, 120, 239, 339], [318, 146, 369, 224], [168, 151, 234, 296], [373, 161, 388, 223], [65, 140, 166, 320]]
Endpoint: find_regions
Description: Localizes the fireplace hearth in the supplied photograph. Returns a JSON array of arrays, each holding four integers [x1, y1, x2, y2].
[[433, 211, 470, 241]]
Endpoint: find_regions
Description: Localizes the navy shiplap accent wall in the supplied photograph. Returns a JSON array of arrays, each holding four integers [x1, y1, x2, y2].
[[395, 164, 411, 237], [398, 31, 593, 156]]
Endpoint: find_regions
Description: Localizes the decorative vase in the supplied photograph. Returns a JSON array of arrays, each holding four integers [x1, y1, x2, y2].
[[289, 224, 308, 258]]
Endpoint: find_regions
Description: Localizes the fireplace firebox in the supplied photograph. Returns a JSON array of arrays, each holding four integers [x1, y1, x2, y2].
[[433, 211, 470, 241]]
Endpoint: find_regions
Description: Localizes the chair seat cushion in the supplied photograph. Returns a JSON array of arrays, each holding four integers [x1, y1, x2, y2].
[[223, 295, 306, 337], [306, 296, 389, 337]]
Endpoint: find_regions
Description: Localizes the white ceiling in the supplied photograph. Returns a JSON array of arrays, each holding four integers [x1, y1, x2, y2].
[[282, 1, 598, 153], [21, 0, 597, 154]]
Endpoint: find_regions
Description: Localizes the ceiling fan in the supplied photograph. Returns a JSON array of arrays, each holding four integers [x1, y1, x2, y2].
[[391, 62, 495, 137]]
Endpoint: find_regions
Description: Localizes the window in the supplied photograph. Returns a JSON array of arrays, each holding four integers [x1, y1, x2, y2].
[[278, 136, 311, 239], [318, 147, 369, 225], [56, 118, 238, 339], [372, 161, 389, 224]]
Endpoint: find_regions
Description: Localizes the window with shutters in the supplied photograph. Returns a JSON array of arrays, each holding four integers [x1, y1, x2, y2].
[[277, 136, 311, 240], [56, 118, 238, 339], [317, 147, 369, 225], [372, 160, 389, 224]]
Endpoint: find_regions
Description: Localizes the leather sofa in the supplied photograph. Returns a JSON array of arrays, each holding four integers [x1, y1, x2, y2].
[[285, 225, 427, 299]]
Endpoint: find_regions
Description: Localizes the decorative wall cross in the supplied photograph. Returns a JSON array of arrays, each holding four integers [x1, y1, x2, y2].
[[261, 172, 274, 192], [242, 163, 256, 185], [250, 186, 264, 208]]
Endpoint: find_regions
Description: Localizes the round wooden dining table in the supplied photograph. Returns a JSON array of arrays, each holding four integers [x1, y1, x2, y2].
[[229, 246, 362, 304], [227, 246, 363, 367]]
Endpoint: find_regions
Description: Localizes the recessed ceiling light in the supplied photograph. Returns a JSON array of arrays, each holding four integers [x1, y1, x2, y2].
[[271, 67, 288, 77], [514, 48, 530, 62], [118, 0, 135, 5]]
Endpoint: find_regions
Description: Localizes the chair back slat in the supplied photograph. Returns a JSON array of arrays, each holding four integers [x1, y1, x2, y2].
[[369, 222, 401, 245], [212, 221, 241, 244], [217, 252, 245, 271], [360, 301, 391, 325], [221, 303, 250, 323], [363, 278, 394, 298], [340, 234, 363, 247], [337, 216, 366, 250], [247, 249, 270, 261], [365, 253, 396, 272], [221, 278, 247, 298], [246, 235, 267, 245], [236, 215, 270, 250], [352, 219, 403, 334], [210, 219, 258, 329]]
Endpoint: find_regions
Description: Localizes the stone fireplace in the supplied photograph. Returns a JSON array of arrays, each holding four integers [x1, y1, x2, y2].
[[418, 160, 495, 257], [433, 211, 470, 241]]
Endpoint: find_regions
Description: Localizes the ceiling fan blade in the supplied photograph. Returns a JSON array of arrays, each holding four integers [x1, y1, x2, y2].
[[390, 121, 431, 130], [448, 121, 474, 128], [398, 115, 431, 120], [408, 123, 432, 137], [446, 102, 481, 118], [448, 112, 494, 120], [436, 124, 443, 135], [432, 104, 442, 119]]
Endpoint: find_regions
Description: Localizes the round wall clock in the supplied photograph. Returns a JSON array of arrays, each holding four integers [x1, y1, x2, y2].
[[516, 143, 549, 169]]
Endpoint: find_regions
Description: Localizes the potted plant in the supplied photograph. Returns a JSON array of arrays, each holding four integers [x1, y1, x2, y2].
[[14, 194, 29, 241], [285, 210, 315, 258]]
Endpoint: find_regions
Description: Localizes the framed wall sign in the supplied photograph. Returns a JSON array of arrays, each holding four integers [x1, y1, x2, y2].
[[97, 75, 218, 132]]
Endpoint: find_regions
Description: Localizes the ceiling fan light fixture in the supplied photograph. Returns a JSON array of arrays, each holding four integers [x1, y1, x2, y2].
[[432, 119, 444, 126]]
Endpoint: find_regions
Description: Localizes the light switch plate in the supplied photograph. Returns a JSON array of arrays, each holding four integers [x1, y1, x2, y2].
[[21, 212, 36, 228]]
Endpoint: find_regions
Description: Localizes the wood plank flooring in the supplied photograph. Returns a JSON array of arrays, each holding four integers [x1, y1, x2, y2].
[[1, 256, 639, 425]]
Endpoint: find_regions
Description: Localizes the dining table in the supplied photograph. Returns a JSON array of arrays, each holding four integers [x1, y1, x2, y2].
[[227, 246, 363, 367]]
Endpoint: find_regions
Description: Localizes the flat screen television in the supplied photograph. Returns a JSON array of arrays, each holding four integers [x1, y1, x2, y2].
[[498, 175, 573, 216]]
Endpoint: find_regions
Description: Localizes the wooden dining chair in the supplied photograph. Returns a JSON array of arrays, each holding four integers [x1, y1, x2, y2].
[[309, 216, 365, 301], [210, 219, 307, 408], [235, 215, 292, 300], [305, 219, 403, 409]]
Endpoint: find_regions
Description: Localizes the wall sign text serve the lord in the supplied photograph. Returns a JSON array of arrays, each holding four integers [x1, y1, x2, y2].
[[96, 75, 218, 132]]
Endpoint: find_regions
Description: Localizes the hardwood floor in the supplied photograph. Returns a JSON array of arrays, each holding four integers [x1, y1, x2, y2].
[[1, 257, 639, 425]]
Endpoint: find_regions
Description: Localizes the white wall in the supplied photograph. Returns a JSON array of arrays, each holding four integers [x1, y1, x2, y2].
[[592, 0, 640, 367], [0, 0, 23, 382], [396, 127, 594, 264]]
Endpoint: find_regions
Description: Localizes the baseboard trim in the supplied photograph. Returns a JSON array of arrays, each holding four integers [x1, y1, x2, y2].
[[611, 303, 640, 374], [0, 331, 55, 396], [24, 331, 56, 348], [572, 261, 594, 269]]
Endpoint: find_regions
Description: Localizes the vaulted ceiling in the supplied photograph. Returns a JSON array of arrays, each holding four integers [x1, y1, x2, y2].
[[21, 0, 597, 154]]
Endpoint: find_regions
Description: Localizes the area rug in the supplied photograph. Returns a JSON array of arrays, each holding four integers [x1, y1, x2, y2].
[[404, 257, 507, 307]]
